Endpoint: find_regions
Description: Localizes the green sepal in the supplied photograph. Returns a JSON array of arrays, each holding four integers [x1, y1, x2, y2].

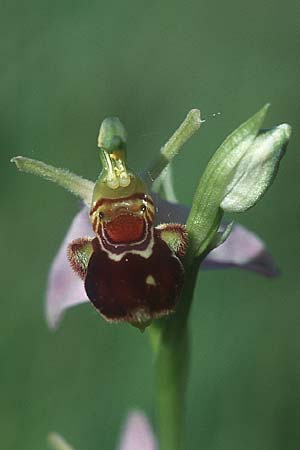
[[186, 104, 270, 260], [11, 156, 94, 206]]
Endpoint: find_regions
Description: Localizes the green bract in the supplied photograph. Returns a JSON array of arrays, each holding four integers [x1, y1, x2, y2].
[[186, 104, 291, 260]]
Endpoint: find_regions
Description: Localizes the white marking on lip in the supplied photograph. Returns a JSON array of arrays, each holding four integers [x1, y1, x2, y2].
[[99, 228, 155, 262]]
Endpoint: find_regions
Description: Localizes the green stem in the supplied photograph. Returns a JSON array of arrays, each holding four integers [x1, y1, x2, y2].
[[152, 261, 200, 450], [155, 324, 189, 450]]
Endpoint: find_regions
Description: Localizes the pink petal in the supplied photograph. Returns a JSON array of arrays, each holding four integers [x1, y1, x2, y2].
[[45, 206, 93, 329], [117, 411, 157, 450], [153, 195, 277, 276], [203, 223, 278, 277]]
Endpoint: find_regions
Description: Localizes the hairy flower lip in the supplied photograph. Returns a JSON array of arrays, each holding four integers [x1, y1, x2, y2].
[[46, 196, 279, 330]]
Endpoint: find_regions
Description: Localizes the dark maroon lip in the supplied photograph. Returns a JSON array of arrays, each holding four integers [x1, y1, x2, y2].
[[85, 235, 184, 323]]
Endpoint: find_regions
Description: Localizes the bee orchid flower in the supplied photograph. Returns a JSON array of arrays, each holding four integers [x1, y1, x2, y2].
[[12, 106, 290, 331], [12, 105, 291, 450]]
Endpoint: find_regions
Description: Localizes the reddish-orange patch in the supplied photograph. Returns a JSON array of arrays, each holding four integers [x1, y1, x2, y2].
[[105, 214, 145, 243]]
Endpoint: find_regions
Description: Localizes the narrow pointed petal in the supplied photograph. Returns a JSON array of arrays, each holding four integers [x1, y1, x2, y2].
[[46, 206, 93, 329], [147, 109, 201, 183], [118, 411, 157, 450], [203, 223, 278, 277]]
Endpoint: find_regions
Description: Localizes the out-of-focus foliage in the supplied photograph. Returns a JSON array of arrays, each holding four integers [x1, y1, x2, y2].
[[1, 1, 300, 449]]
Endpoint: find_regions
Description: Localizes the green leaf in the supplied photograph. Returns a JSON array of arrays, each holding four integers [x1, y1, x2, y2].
[[11, 156, 94, 206], [221, 124, 291, 212], [186, 104, 270, 259]]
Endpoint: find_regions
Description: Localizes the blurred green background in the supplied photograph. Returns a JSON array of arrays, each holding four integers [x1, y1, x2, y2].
[[1, 0, 300, 449]]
